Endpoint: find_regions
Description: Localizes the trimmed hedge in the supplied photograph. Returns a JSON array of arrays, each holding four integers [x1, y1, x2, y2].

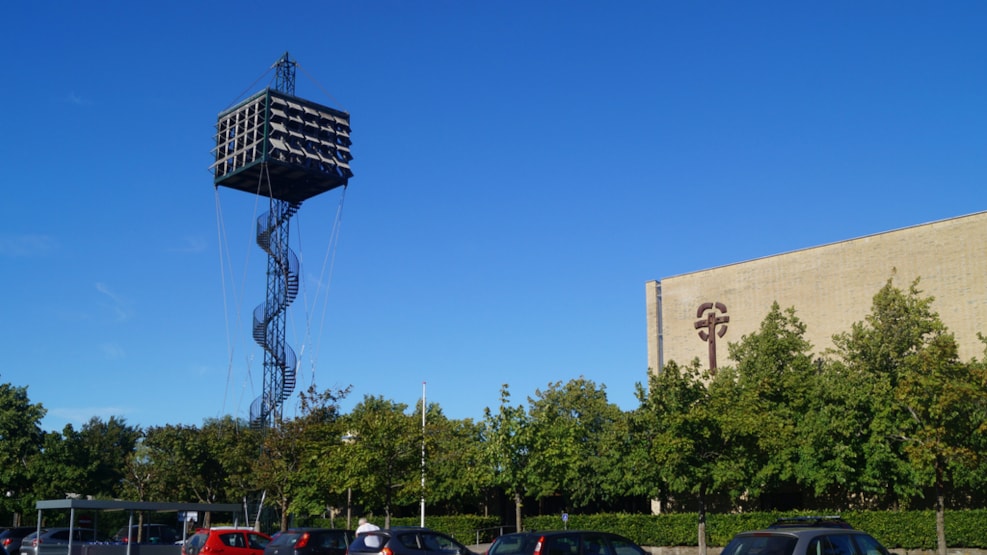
[[311, 510, 987, 549], [517, 510, 987, 550]]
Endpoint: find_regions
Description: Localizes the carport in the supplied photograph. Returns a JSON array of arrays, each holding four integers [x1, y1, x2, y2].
[[33, 499, 244, 555]]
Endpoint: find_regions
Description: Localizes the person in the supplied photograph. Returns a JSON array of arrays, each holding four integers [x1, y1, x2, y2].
[[356, 517, 380, 536]]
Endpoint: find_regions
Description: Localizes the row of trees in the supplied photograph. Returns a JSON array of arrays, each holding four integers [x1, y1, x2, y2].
[[2, 278, 985, 555]]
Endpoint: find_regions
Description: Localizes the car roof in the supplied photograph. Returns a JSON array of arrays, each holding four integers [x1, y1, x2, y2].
[[767, 516, 853, 530], [735, 528, 870, 539], [498, 531, 620, 537]]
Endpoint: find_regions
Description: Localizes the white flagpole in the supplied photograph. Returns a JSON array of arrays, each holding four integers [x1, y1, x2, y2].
[[420, 381, 426, 527]]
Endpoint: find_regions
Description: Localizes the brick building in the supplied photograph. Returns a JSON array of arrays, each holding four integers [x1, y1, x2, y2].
[[646, 211, 987, 374]]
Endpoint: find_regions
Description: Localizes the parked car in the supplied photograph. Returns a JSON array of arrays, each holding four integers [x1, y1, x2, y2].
[[1, 528, 37, 555], [349, 527, 477, 555], [20, 528, 107, 555], [264, 528, 352, 555], [485, 531, 647, 555], [721, 522, 891, 555], [113, 524, 180, 544], [183, 527, 272, 555]]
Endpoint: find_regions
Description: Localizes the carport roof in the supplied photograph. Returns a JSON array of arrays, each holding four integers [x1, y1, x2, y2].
[[36, 499, 242, 513]]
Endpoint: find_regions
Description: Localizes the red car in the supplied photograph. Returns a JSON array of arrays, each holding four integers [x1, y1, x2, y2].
[[183, 528, 272, 555]]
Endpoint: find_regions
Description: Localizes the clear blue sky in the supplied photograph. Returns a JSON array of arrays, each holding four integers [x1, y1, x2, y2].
[[2, 2, 985, 432]]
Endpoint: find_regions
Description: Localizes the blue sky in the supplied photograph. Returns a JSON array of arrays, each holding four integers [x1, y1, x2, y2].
[[2, 2, 985, 432]]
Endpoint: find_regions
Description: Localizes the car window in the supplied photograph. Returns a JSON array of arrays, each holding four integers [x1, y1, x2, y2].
[[544, 535, 579, 555], [808, 535, 861, 555], [51, 531, 71, 542], [248, 533, 270, 549], [722, 535, 798, 555], [606, 536, 645, 555], [582, 534, 613, 555], [489, 536, 528, 555], [317, 532, 348, 549], [397, 533, 422, 550], [850, 535, 886, 555], [220, 532, 245, 548], [271, 532, 300, 547], [422, 532, 461, 554]]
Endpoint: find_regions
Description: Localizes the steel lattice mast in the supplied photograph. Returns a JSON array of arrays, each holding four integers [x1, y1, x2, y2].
[[212, 52, 353, 427]]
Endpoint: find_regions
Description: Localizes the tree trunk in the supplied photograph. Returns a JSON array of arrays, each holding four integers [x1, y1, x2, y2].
[[698, 486, 708, 555], [935, 459, 946, 555], [281, 496, 290, 533], [514, 491, 523, 533]]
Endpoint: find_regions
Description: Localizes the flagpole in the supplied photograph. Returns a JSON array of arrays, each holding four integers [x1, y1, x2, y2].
[[420, 381, 426, 527]]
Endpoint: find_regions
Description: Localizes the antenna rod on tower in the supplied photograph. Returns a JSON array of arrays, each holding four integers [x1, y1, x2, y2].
[[274, 51, 296, 96]]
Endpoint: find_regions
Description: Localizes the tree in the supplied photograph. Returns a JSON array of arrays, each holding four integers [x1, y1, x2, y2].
[[28, 427, 83, 503], [725, 302, 817, 503], [140, 424, 211, 502], [832, 277, 938, 507], [525, 378, 627, 510], [254, 385, 349, 530], [341, 395, 420, 527], [415, 407, 487, 515], [793, 357, 872, 503], [0, 382, 45, 524], [200, 416, 261, 507], [834, 278, 987, 555], [481, 385, 530, 532], [74, 416, 141, 498], [637, 359, 744, 555], [254, 417, 306, 532]]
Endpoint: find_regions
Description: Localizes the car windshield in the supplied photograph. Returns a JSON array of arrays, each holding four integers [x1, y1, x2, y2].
[[269, 532, 303, 547], [489, 535, 539, 555], [722, 535, 799, 555]]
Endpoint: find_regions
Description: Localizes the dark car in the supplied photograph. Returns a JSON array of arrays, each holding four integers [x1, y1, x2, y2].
[[486, 531, 647, 555], [113, 524, 180, 544], [264, 528, 352, 555], [0, 528, 37, 555], [349, 528, 477, 555], [721, 524, 891, 555], [183, 527, 272, 555]]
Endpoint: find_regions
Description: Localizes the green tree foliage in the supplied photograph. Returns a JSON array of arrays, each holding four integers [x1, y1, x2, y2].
[[525, 378, 628, 510], [341, 395, 421, 527], [255, 416, 305, 531], [200, 416, 261, 505], [724, 303, 817, 498], [139, 424, 212, 502], [794, 356, 872, 501], [832, 278, 987, 554], [481, 385, 530, 532], [832, 278, 939, 507], [418, 407, 487, 515], [0, 382, 45, 522], [637, 359, 747, 555], [253, 385, 349, 530], [74, 416, 141, 497], [28, 427, 83, 503]]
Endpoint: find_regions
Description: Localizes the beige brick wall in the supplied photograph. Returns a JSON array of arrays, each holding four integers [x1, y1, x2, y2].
[[646, 211, 987, 373]]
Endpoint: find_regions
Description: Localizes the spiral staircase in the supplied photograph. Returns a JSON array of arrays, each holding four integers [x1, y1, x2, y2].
[[249, 199, 301, 426]]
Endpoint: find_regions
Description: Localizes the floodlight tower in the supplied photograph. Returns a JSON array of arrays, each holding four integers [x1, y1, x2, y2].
[[212, 52, 353, 427]]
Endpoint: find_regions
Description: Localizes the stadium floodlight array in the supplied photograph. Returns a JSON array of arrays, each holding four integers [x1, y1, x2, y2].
[[212, 89, 353, 203]]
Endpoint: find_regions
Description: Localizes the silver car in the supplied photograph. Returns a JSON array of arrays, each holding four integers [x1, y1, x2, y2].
[[19, 529, 106, 555], [721, 521, 891, 555]]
